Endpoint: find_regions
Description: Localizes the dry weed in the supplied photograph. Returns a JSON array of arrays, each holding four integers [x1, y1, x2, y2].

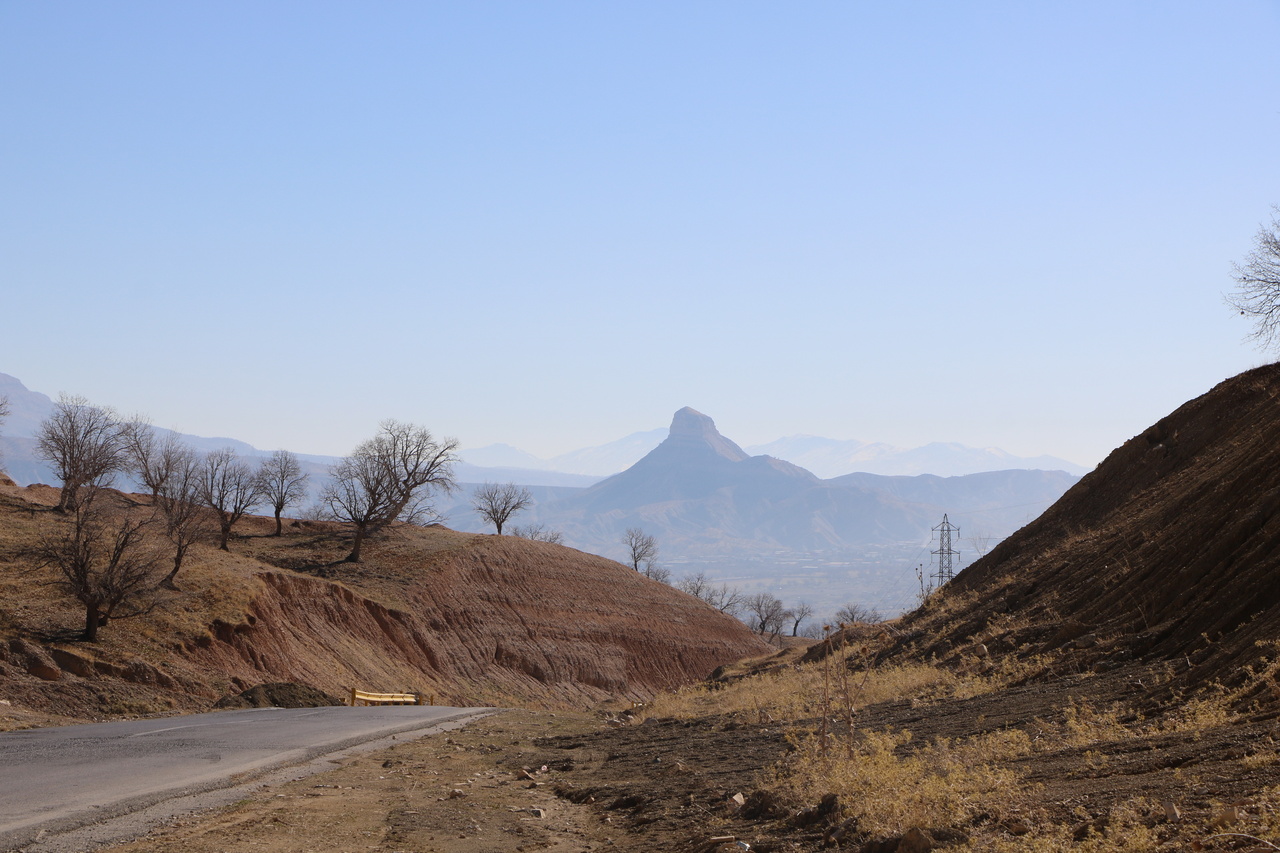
[[766, 727, 1033, 837], [1058, 699, 1133, 747], [640, 645, 992, 724], [968, 800, 1163, 852]]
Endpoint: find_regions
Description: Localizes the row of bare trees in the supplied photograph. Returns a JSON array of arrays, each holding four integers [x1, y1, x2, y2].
[[35, 397, 465, 568], [738, 594, 882, 640], [27, 397, 314, 640], [27, 399, 467, 640], [671, 571, 882, 640], [35, 396, 312, 563]]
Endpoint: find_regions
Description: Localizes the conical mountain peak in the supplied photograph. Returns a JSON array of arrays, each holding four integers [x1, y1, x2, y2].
[[666, 407, 749, 462]]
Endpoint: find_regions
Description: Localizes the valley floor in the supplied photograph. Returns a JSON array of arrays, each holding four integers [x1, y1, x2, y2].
[[88, 664, 1280, 853]]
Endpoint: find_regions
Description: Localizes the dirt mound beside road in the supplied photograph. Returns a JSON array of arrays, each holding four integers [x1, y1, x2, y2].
[[896, 362, 1280, 704]]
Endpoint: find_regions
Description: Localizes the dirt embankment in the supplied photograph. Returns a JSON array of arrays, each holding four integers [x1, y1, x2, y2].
[[892, 362, 1280, 703], [0, 483, 769, 724], [185, 534, 770, 708]]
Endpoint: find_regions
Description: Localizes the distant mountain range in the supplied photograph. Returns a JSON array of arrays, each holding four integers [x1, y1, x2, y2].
[[0, 373, 596, 489], [746, 436, 1088, 478], [462, 425, 1087, 479], [444, 408, 1081, 613], [1, 373, 1080, 615]]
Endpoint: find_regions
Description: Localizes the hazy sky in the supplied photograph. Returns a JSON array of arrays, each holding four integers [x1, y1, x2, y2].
[[3, 2, 1278, 467]]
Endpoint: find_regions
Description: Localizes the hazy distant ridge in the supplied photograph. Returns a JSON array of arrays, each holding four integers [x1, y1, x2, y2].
[[462, 427, 1088, 479], [458, 408, 1081, 569]]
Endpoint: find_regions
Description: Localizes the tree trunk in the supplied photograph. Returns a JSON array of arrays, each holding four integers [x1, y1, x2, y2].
[[83, 601, 100, 642], [345, 524, 367, 562], [218, 514, 231, 551], [162, 545, 186, 590], [274, 508, 283, 536]]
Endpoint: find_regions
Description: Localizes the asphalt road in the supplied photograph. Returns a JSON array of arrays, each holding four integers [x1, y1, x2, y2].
[[0, 705, 492, 852]]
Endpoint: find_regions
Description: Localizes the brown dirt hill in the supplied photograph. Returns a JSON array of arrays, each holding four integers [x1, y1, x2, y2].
[[0, 481, 769, 726], [891, 361, 1280, 706]]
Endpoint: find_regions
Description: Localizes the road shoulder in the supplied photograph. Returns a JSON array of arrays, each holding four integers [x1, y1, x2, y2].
[[93, 710, 616, 853]]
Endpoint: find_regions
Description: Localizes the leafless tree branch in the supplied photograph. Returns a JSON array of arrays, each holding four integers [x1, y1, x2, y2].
[[1226, 207, 1280, 351], [36, 491, 165, 641], [321, 421, 459, 562], [510, 523, 565, 545], [255, 449, 309, 536], [36, 395, 127, 512], [197, 448, 263, 551], [472, 482, 532, 535]]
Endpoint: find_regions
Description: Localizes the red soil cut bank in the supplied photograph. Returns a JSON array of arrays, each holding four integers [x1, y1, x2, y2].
[[188, 534, 769, 706], [0, 490, 770, 720]]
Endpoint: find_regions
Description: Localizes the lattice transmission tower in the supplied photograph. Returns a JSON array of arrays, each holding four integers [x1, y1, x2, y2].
[[931, 513, 961, 586]]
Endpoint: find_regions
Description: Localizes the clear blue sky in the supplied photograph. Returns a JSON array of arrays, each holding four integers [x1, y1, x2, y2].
[[3, 1, 1278, 467]]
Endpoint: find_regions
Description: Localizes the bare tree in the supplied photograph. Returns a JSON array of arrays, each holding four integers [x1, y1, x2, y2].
[[968, 530, 995, 560], [320, 420, 459, 562], [709, 584, 745, 616], [789, 601, 814, 637], [1227, 206, 1280, 349], [834, 602, 883, 625], [37, 491, 164, 641], [122, 419, 187, 498], [0, 394, 9, 470], [121, 420, 212, 587], [676, 571, 743, 615], [36, 395, 126, 512], [642, 563, 672, 583], [510, 523, 564, 545], [197, 448, 263, 550], [471, 482, 532, 535], [677, 571, 713, 599], [743, 592, 790, 640], [256, 450, 309, 536], [622, 527, 659, 573], [157, 453, 212, 587]]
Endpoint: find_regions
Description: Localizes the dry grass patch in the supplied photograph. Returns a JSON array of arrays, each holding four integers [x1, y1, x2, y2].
[[766, 727, 1034, 838], [641, 641, 1000, 725]]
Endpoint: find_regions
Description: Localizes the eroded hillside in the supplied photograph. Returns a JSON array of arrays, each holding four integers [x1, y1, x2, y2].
[[892, 361, 1280, 704], [0, 478, 769, 726]]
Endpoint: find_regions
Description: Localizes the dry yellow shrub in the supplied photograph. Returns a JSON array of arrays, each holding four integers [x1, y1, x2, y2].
[[766, 727, 1033, 837], [641, 643, 998, 724]]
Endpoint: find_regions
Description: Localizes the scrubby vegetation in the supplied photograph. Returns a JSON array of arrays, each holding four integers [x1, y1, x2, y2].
[[628, 622, 1280, 851]]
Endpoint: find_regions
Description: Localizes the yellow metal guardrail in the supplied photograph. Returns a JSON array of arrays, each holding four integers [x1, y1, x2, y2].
[[348, 688, 434, 706]]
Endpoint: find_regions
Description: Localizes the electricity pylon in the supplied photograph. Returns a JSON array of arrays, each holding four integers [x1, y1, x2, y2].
[[931, 513, 960, 586]]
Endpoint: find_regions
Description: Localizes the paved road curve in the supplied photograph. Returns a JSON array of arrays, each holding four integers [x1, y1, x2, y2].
[[0, 705, 491, 851]]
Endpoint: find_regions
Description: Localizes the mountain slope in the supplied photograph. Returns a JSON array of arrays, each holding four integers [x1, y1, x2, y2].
[[575, 407, 815, 512], [894, 362, 1280, 704], [539, 408, 1077, 563], [0, 480, 769, 723]]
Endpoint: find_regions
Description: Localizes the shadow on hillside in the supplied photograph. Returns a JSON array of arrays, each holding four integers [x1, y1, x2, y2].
[[27, 625, 87, 644]]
